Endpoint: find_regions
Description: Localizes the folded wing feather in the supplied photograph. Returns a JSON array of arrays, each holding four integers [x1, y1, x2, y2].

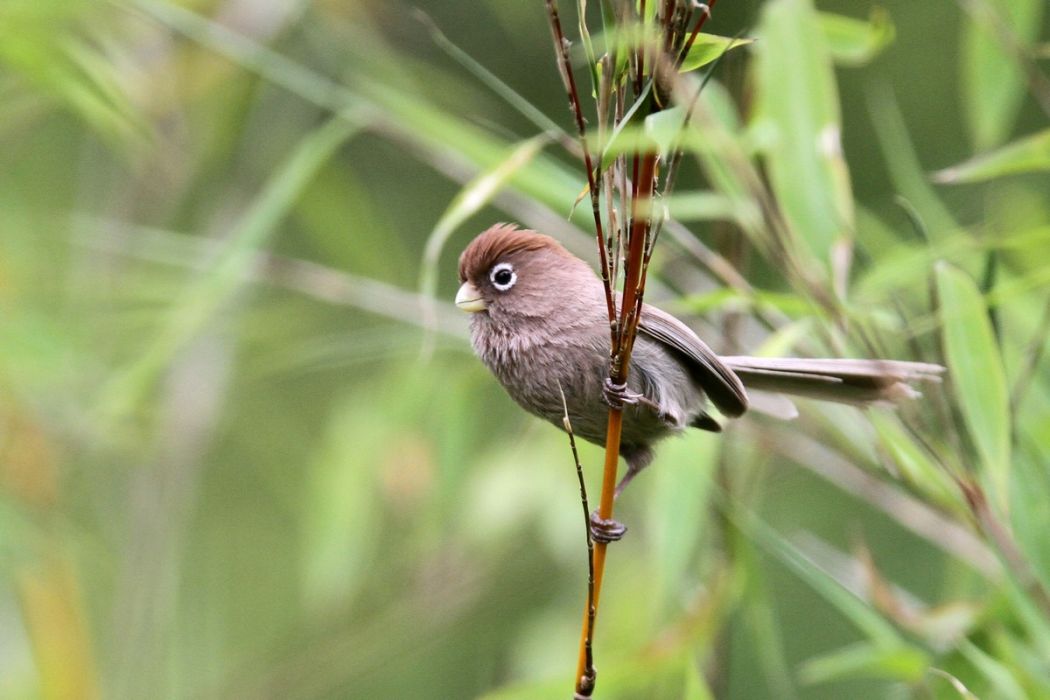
[[637, 304, 749, 417]]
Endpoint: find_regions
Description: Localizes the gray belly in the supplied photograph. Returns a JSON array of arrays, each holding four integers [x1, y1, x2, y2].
[[477, 330, 703, 450]]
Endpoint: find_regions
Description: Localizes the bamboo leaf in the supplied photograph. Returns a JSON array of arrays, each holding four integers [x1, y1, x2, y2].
[[818, 9, 895, 67], [959, 640, 1028, 700], [961, 0, 1044, 150], [800, 641, 929, 685], [420, 14, 564, 136], [753, 0, 855, 265], [731, 505, 904, 648], [679, 33, 753, 72], [647, 432, 718, 617], [870, 413, 961, 510], [301, 399, 382, 613], [661, 190, 738, 222], [598, 81, 653, 170], [866, 86, 959, 239], [644, 105, 686, 157], [933, 128, 1050, 184], [935, 262, 1011, 511]]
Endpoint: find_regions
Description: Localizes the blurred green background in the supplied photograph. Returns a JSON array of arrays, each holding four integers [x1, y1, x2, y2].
[[2, 0, 1050, 698]]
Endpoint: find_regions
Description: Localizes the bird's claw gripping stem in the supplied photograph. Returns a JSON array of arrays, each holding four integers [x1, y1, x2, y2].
[[589, 510, 628, 543], [602, 378, 642, 409]]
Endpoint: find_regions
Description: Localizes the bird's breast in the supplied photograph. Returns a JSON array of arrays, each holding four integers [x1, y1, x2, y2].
[[470, 316, 606, 428]]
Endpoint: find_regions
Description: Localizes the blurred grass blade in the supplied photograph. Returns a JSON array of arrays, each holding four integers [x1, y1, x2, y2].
[[679, 33, 753, 72], [935, 262, 1011, 512], [869, 413, 961, 511], [77, 219, 469, 338], [126, 0, 351, 112], [647, 433, 718, 618], [737, 539, 798, 699], [730, 502, 903, 647], [961, 0, 1044, 150], [302, 399, 382, 613], [753, 0, 855, 268], [645, 105, 687, 158], [929, 668, 979, 699], [959, 640, 1028, 700], [419, 134, 550, 358], [682, 80, 776, 257], [0, 6, 147, 149], [799, 641, 928, 685], [662, 191, 738, 222], [933, 128, 1050, 184], [418, 12, 564, 136], [135, 0, 592, 228], [1012, 453, 1050, 591], [866, 85, 958, 238], [818, 9, 895, 67], [682, 657, 716, 700], [599, 80, 653, 170], [97, 117, 361, 422]]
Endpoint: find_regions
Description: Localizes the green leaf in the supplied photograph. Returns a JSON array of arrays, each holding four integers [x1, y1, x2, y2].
[[818, 9, 895, 67], [301, 399, 382, 613], [933, 128, 1050, 184], [644, 105, 687, 157], [0, 2, 148, 148], [961, 0, 1044, 150], [662, 191, 738, 222], [1012, 450, 1050, 592], [679, 33, 753, 72], [753, 0, 855, 265], [421, 14, 564, 136], [870, 413, 961, 511], [866, 86, 959, 239], [731, 505, 903, 648], [935, 262, 1011, 512], [682, 658, 715, 700], [598, 81, 653, 170], [800, 641, 929, 685], [959, 640, 1028, 700], [647, 432, 719, 618], [737, 539, 798, 699]]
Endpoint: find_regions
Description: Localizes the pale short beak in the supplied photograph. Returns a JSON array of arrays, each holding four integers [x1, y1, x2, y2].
[[455, 281, 487, 312]]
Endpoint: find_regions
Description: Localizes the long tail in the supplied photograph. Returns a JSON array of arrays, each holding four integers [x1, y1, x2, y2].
[[721, 356, 945, 406]]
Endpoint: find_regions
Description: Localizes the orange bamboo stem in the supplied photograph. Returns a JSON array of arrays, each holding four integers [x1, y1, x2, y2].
[[574, 152, 658, 696]]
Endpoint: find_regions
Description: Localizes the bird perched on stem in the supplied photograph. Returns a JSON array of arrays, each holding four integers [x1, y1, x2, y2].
[[455, 223, 943, 538]]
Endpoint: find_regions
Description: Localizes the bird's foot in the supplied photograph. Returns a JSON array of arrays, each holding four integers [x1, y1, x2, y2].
[[589, 510, 628, 543], [602, 378, 643, 409], [574, 668, 596, 698]]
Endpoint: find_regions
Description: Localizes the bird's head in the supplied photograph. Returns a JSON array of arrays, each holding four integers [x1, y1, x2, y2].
[[456, 224, 598, 324]]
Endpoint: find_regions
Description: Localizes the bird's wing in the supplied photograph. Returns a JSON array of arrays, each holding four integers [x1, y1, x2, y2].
[[637, 304, 748, 417]]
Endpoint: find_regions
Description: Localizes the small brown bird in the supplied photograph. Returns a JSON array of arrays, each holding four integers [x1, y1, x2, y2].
[[456, 224, 942, 540]]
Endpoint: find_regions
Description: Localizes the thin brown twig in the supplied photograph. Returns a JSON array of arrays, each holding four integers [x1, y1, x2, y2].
[[677, 0, 717, 67], [648, 28, 743, 259], [558, 383, 597, 698], [957, 477, 1050, 617], [545, 0, 616, 324], [547, 2, 723, 695]]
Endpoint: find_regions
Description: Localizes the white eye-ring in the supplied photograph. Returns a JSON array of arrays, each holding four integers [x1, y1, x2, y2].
[[489, 262, 517, 291]]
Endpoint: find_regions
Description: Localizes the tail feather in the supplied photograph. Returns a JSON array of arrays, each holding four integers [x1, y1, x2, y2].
[[722, 357, 944, 406]]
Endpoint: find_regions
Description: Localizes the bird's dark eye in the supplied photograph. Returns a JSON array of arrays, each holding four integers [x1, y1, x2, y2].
[[490, 262, 516, 291]]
